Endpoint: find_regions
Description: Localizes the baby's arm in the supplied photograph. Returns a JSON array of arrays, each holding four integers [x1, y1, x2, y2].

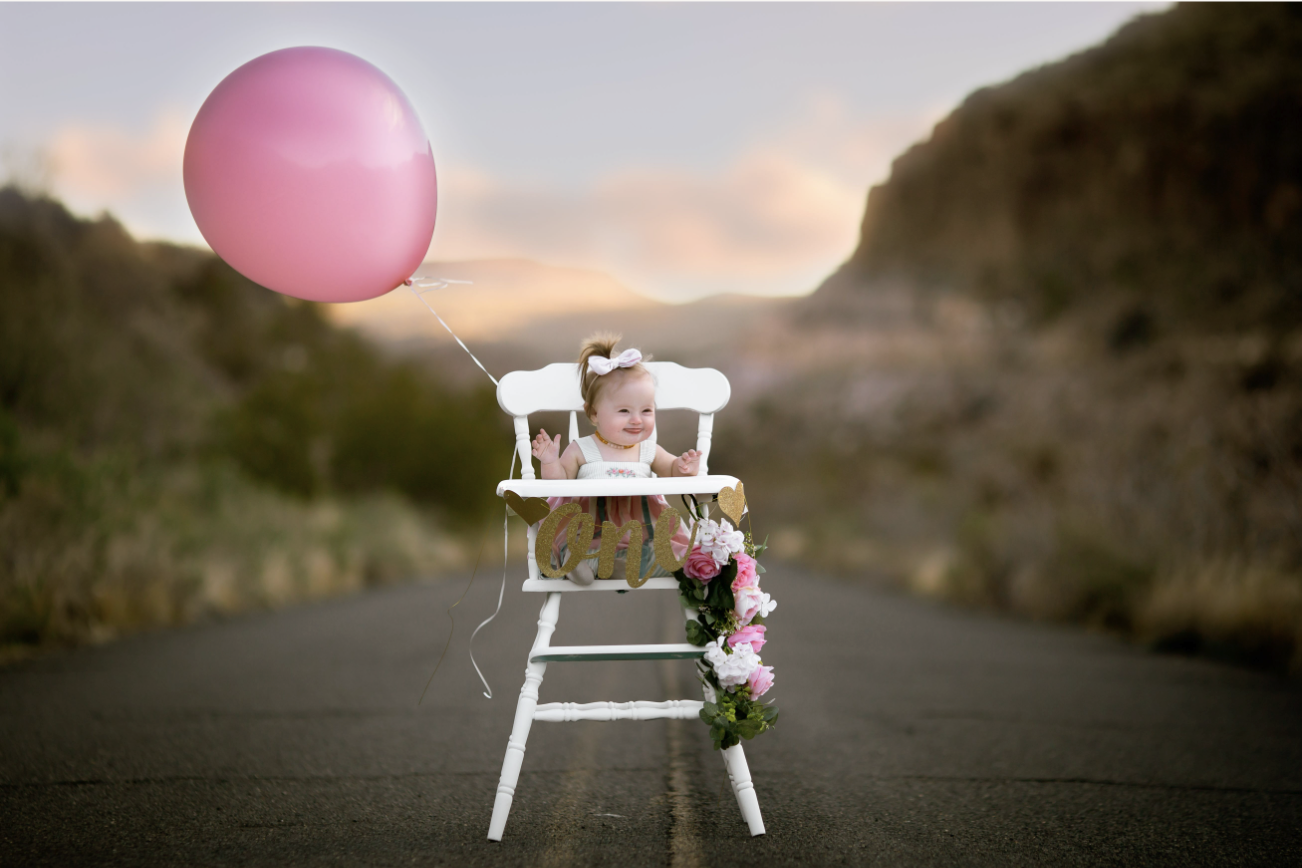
[[532, 429, 582, 479], [652, 445, 702, 478]]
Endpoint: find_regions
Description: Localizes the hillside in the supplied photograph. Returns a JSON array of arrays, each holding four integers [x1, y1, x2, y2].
[[814, 2, 1302, 335], [715, 3, 1302, 672], [0, 188, 508, 654]]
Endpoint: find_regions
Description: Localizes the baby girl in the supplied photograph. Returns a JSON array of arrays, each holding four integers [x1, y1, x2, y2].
[[531, 334, 701, 585]]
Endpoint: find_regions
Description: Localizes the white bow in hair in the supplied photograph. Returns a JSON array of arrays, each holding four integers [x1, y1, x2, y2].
[[588, 348, 643, 376]]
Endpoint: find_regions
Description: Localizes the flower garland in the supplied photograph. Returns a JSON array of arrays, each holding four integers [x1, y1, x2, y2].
[[673, 511, 778, 750]]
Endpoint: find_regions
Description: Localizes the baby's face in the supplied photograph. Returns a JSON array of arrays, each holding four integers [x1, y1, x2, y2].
[[590, 373, 656, 446]]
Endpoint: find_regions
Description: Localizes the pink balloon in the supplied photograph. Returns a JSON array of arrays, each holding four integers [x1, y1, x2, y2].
[[184, 47, 437, 303]]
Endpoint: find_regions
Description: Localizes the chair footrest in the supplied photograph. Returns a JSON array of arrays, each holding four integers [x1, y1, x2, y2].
[[534, 699, 705, 722], [530, 643, 704, 662]]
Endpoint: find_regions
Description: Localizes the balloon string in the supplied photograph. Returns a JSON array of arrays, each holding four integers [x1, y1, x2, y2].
[[406, 278, 499, 386], [418, 529, 490, 706], [467, 448, 518, 699]]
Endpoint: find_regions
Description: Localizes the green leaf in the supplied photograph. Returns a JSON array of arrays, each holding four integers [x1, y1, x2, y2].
[[754, 562, 766, 574], [718, 558, 738, 586], [684, 620, 711, 647], [675, 572, 699, 599], [761, 705, 778, 722], [705, 573, 735, 611], [735, 719, 761, 739]]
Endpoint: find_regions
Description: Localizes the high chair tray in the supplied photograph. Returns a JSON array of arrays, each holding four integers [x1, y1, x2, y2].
[[520, 577, 681, 593], [497, 474, 740, 499]]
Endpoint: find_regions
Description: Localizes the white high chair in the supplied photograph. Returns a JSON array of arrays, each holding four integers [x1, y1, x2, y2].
[[488, 361, 766, 842]]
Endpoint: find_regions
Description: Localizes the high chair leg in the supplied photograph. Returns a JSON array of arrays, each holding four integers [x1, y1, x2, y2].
[[488, 593, 562, 842], [722, 743, 766, 836], [699, 669, 765, 836]]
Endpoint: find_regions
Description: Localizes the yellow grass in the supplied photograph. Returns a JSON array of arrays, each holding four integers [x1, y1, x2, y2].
[[0, 458, 467, 656]]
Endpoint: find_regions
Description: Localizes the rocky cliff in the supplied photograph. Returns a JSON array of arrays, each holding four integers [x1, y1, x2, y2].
[[814, 3, 1302, 338]]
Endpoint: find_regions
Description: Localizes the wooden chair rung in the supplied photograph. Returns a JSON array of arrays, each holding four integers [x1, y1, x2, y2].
[[533, 699, 705, 722], [530, 643, 704, 663]]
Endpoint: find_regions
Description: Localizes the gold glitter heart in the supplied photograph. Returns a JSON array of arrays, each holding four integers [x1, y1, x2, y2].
[[504, 491, 551, 526], [717, 483, 746, 525]]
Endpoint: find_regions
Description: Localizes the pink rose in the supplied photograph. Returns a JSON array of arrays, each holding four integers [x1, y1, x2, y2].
[[683, 547, 721, 582], [727, 624, 766, 654], [734, 585, 762, 624], [748, 664, 774, 698], [731, 553, 758, 593]]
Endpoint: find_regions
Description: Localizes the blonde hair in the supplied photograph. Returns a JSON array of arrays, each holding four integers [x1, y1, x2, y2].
[[578, 332, 653, 420]]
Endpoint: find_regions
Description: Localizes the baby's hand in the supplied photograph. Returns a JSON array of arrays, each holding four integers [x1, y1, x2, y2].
[[532, 429, 563, 465], [674, 449, 702, 477]]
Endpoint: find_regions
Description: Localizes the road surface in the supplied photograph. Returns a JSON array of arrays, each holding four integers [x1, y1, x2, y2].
[[2, 564, 1300, 866]]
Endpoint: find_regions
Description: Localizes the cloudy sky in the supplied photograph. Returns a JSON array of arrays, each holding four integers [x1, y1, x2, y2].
[[1, 2, 1165, 302]]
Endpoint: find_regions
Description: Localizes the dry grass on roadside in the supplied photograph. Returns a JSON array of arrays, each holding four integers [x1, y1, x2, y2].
[[0, 457, 466, 660], [1138, 559, 1302, 671]]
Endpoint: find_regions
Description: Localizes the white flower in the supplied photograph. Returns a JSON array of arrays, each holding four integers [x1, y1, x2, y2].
[[697, 518, 745, 566], [703, 636, 760, 691], [696, 518, 723, 551], [755, 591, 776, 619]]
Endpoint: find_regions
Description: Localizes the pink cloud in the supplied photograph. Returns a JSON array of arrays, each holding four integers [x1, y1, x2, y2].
[[430, 101, 942, 300], [38, 110, 199, 245], [432, 150, 864, 299], [593, 150, 860, 278], [49, 110, 189, 201]]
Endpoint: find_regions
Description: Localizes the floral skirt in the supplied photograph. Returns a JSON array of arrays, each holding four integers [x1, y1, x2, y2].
[[545, 494, 691, 579]]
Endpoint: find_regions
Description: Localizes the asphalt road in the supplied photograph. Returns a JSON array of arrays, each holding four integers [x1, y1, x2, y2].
[[2, 563, 1300, 867]]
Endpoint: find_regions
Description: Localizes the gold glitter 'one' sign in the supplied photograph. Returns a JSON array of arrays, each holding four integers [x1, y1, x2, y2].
[[535, 504, 703, 587], [598, 520, 643, 586], [653, 507, 700, 575], [535, 503, 595, 578]]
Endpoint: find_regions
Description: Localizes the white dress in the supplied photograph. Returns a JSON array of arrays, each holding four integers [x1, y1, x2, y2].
[[575, 435, 656, 480]]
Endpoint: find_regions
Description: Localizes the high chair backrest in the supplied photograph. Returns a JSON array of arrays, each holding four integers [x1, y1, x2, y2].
[[497, 361, 731, 479]]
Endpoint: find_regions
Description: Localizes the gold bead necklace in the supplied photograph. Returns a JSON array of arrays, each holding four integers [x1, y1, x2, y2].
[[594, 430, 637, 449]]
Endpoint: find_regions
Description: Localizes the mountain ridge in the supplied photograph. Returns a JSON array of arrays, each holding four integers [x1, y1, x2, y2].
[[807, 3, 1302, 337]]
